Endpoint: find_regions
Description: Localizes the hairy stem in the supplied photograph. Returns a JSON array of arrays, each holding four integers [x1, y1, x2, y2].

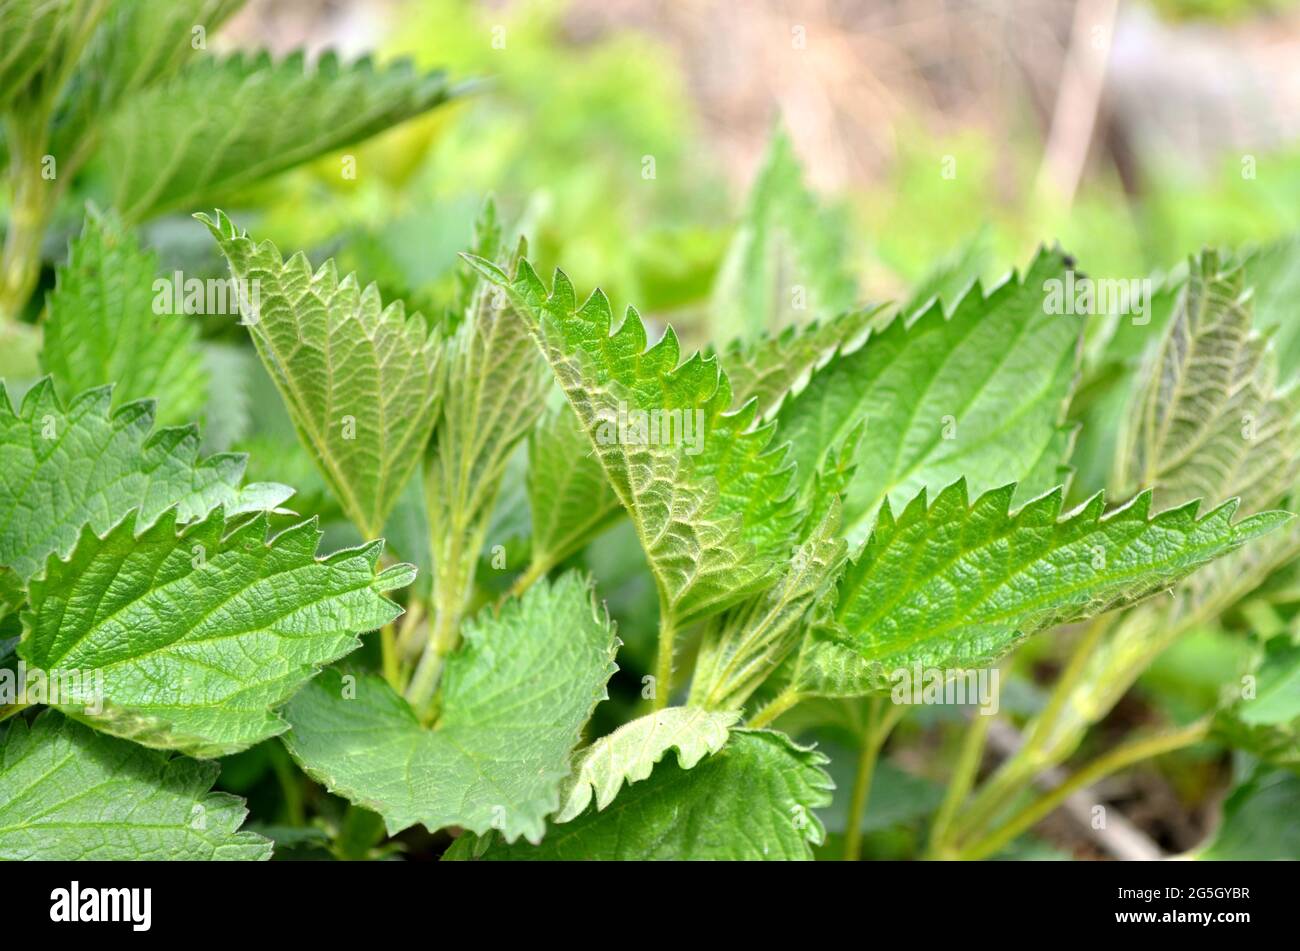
[[953, 616, 1112, 842], [268, 742, 304, 827], [0, 120, 56, 322], [747, 687, 802, 730], [503, 557, 549, 605], [957, 717, 1210, 860], [652, 605, 677, 711], [843, 699, 882, 862], [405, 604, 458, 719], [380, 622, 400, 692], [843, 699, 907, 861], [927, 709, 993, 859]]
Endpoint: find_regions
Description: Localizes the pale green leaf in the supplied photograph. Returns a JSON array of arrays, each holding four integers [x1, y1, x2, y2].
[[0, 378, 292, 581], [709, 128, 858, 341], [425, 201, 548, 628], [109, 52, 455, 221], [824, 478, 1288, 679], [466, 256, 799, 626], [450, 730, 833, 860], [690, 499, 847, 710], [0, 710, 270, 860], [42, 210, 207, 425], [555, 707, 738, 822], [282, 573, 618, 844], [1241, 232, 1300, 377], [525, 401, 622, 576], [1117, 251, 1300, 514], [203, 210, 442, 538], [19, 509, 412, 757], [777, 249, 1082, 544]]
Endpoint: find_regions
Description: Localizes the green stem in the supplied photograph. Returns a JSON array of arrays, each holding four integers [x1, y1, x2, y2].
[[405, 605, 458, 717], [841, 699, 908, 861], [393, 598, 425, 668], [268, 743, 304, 826], [652, 606, 677, 711], [0, 121, 55, 322], [927, 710, 993, 859], [958, 717, 1210, 861], [748, 687, 802, 729], [843, 699, 882, 862], [502, 557, 549, 605], [380, 622, 400, 692], [953, 617, 1111, 842]]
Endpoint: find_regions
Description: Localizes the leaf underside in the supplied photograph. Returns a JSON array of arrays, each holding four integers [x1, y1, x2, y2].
[[451, 730, 833, 860], [1118, 251, 1300, 514], [555, 707, 739, 821], [203, 210, 442, 538], [526, 402, 622, 572]]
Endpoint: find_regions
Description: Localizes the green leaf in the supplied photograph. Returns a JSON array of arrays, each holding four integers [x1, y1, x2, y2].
[[451, 730, 833, 860], [555, 707, 738, 822], [709, 128, 858, 341], [1212, 638, 1300, 768], [19, 509, 412, 757], [42, 210, 207, 425], [1116, 251, 1300, 514], [1199, 768, 1300, 860], [777, 248, 1081, 544], [525, 401, 622, 576], [0, 0, 105, 111], [690, 499, 848, 710], [109, 52, 455, 221], [1241, 232, 1300, 377], [901, 229, 995, 321], [1239, 639, 1300, 727], [48, 0, 246, 167], [0, 710, 270, 860], [466, 256, 800, 627], [718, 306, 880, 419], [202, 210, 443, 538], [823, 478, 1288, 678], [0, 378, 292, 581], [282, 573, 618, 844], [424, 202, 548, 638]]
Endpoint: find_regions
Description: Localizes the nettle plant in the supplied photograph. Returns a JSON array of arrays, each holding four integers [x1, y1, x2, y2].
[[2, 172, 1297, 858], [0, 34, 1296, 857]]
